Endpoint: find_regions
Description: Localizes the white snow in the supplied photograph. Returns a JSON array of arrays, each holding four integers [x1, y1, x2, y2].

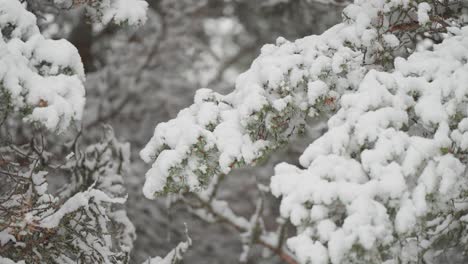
[[417, 3, 431, 25], [271, 24, 468, 264], [138, 0, 468, 262], [0, 0, 85, 132], [41, 188, 126, 228]]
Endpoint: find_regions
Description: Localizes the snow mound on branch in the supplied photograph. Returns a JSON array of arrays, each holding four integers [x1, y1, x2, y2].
[[0, 0, 85, 132], [143, 236, 191, 264], [104, 0, 148, 26], [41, 188, 126, 229], [271, 26, 468, 264]]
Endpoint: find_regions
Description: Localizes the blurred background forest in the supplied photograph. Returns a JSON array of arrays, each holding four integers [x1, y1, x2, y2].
[[33, 0, 347, 262]]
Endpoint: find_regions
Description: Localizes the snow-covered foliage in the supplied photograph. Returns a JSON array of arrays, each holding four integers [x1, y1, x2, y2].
[[271, 29, 468, 263], [0, 0, 147, 263], [3, 0, 468, 262], [79, 1, 344, 261], [142, 234, 191, 264], [0, 0, 85, 132], [0, 128, 136, 263], [142, 0, 468, 263], [140, 0, 464, 196]]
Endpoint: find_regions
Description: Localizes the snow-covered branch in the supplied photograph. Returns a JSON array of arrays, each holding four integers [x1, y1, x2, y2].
[[141, 0, 468, 263], [142, 230, 191, 264], [271, 25, 468, 263], [140, 0, 462, 197], [0, 1, 148, 263]]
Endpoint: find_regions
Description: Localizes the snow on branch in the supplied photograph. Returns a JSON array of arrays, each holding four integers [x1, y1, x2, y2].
[[142, 227, 192, 264], [140, 0, 462, 198], [271, 23, 468, 264], [142, 240, 190, 264], [0, 1, 148, 263], [0, 0, 85, 132], [140, 0, 468, 263], [0, 127, 136, 263], [40, 188, 126, 228]]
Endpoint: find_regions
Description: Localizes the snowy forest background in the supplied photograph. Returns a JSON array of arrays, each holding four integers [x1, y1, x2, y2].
[[2, 0, 468, 263]]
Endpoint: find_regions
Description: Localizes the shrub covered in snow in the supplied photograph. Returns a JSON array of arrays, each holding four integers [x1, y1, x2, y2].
[[142, 0, 468, 263], [0, 0, 145, 263], [2, 0, 468, 263], [0, 127, 136, 263], [0, 0, 85, 132]]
